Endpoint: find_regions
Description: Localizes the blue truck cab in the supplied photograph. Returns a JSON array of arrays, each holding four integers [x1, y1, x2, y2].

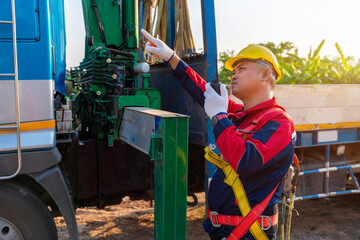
[[0, 1, 78, 239]]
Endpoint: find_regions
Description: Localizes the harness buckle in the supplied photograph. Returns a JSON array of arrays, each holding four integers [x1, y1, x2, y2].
[[209, 211, 221, 227], [260, 215, 272, 230]]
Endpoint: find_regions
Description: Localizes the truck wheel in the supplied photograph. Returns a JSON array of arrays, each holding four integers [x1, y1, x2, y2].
[[0, 181, 58, 240]]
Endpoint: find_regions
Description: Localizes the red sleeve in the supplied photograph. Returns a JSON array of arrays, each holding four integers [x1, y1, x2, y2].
[[173, 60, 243, 111], [214, 114, 295, 174]]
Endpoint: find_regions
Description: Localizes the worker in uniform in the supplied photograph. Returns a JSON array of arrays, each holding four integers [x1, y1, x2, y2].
[[141, 29, 296, 240]]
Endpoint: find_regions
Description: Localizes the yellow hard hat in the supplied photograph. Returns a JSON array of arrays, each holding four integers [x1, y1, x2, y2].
[[225, 44, 281, 82]]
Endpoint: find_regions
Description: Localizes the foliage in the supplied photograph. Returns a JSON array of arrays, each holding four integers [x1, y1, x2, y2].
[[218, 40, 360, 84], [218, 50, 235, 84]]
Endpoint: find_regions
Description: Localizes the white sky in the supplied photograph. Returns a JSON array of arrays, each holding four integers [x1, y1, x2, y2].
[[64, 0, 360, 67]]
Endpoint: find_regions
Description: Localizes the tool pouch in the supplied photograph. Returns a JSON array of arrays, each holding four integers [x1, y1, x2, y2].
[[281, 165, 294, 194]]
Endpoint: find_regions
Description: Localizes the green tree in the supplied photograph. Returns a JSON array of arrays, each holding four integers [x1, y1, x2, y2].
[[218, 40, 360, 84], [218, 50, 235, 84]]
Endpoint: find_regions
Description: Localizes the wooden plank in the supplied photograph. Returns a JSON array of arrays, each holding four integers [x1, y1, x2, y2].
[[274, 84, 360, 108], [229, 84, 360, 127]]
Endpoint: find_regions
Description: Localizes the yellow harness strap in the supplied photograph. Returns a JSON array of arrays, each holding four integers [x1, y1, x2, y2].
[[205, 147, 269, 240]]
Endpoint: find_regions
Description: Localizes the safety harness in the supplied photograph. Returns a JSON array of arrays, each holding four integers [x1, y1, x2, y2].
[[205, 108, 298, 240], [205, 147, 279, 240]]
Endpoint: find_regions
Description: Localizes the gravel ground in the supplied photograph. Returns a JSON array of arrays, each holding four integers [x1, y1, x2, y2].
[[55, 192, 360, 239]]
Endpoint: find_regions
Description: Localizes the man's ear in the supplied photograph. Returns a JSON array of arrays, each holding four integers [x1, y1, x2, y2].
[[261, 68, 272, 82]]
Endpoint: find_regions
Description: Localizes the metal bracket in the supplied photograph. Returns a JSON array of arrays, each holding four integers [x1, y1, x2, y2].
[[150, 134, 162, 161]]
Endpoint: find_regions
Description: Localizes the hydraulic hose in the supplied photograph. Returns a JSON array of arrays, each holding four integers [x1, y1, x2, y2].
[[108, 48, 134, 58], [119, 25, 129, 50], [90, 0, 107, 46]]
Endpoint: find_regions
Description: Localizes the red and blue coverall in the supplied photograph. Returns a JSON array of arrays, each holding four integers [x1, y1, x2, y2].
[[172, 59, 296, 239]]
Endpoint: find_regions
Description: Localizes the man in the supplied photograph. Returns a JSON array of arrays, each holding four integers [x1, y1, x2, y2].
[[141, 29, 295, 240]]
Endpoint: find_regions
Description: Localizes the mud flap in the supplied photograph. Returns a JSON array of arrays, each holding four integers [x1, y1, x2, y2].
[[30, 165, 79, 240]]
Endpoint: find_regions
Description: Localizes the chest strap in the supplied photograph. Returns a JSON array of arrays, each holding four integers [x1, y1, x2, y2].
[[205, 147, 279, 240], [237, 107, 286, 134], [207, 208, 278, 230]]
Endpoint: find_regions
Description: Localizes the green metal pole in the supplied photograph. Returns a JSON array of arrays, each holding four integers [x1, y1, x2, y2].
[[153, 116, 188, 240], [81, 0, 123, 55], [119, 108, 189, 240], [142, 73, 150, 89], [123, 0, 139, 49]]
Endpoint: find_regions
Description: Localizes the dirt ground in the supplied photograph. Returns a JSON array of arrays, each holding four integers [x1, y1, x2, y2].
[[55, 192, 360, 240]]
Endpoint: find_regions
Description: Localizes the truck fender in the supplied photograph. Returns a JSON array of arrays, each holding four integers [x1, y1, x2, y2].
[[30, 165, 79, 240]]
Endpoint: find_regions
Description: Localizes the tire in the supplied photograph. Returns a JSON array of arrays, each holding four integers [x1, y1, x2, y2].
[[0, 181, 58, 240]]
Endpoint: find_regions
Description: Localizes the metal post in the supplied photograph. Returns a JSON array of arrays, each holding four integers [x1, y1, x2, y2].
[[201, 0, 218, 190], [153, 116, 188, 240], [342, 154, 360, 189], [166, 0, 175, 49], [324, 145, 330, 196], [201, 0, 218, 80], [119, 107, 189, 240], [123, 0, 139, 49], [139, 0, 144, 62]]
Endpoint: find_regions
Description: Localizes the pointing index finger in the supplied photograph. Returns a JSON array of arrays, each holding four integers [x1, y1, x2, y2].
[[141, 29, 157, 47]]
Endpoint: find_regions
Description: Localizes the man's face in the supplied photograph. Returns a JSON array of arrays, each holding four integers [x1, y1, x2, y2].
[[231, 61, 264, 100]]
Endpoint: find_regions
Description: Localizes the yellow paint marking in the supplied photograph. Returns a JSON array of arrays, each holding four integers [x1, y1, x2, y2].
[[295, 122, 360, 131], [0, 120, 55, 133]]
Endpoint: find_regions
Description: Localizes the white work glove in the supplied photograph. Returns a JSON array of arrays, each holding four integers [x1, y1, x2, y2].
[[204, 83, 228, 118], [141, 29, 175, 61]]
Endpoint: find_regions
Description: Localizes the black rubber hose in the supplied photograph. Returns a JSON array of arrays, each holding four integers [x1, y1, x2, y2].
[[119, 24, 129, 50], [108, 48, 134, 58], [90, 0, 107, 46], [187, 192, 198, 207]]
